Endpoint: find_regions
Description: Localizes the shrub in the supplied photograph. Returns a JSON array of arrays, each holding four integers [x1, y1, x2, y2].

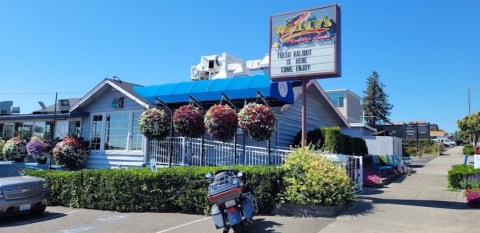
[[204, 104, 238, 142], [292, 128, 324, 149], [2, 136, 27, 162], [279, 147, 355, 206], [322, 127, 341, 153], [464, 144, 474, 155], [26, 165, 283, 214], [238, 103, 276, 141], [52, 137, 90, 169], [138, 108, 171, 140], [448, 165, 480, 189], [173, 105, 205, 138]]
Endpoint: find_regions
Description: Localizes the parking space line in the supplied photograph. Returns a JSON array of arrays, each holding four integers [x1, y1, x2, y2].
[[65, 210, 81, 215], [155, 217, 210, 233]]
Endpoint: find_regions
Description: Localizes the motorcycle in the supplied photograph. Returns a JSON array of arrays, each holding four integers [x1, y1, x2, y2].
[[206, 170, 257, 233]]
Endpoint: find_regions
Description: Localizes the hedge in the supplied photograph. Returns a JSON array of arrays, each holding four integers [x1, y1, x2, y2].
[[293, 127, 368, 156], [448, 165, 480, 189], [26, 166, 283, 215]]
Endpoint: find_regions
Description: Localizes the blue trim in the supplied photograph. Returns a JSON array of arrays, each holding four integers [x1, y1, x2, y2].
[[133, 75, 294, 105]]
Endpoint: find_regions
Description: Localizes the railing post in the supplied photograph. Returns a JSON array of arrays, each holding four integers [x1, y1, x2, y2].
[[356, 156, 364, 192], [268, 139, 271, 165]]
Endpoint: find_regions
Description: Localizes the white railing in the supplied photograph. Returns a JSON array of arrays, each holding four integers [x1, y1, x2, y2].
[[149, 137, 363, 190]]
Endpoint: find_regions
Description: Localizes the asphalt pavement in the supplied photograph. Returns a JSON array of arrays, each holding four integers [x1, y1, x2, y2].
[[1, 146, 477, 233]]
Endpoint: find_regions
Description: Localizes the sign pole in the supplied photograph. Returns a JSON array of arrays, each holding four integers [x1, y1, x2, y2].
[[301, 79, 307, 147]]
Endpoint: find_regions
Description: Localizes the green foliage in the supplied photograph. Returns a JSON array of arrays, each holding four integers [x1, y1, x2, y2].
[[279, 147, 355, 206], [403, 139, 442, 157], [293, 128, 325, 150], [26, 166, 283, 214], [322, 126, 341, 153], [293, 127, 368, 156], [448, 165, 480, 189], [361, 71, 393, 127], [464, 144, 475, 156], [458, 112, 480, 145]]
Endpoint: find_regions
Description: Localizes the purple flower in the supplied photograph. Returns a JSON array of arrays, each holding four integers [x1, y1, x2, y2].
[[26, 137, 45, 158]]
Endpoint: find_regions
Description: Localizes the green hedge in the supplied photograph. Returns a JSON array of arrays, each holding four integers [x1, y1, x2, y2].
[[464, 144, 475, 155], [27, 166, 283, 215], [448, 165, 480, 189], [293, 127, 368, 156]]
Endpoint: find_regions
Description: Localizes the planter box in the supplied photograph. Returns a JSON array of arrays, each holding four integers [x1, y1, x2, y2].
[[272, 202, 353, 218]]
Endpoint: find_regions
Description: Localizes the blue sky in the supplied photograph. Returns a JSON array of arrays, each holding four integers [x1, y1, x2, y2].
[[0, 0, 479, 134]]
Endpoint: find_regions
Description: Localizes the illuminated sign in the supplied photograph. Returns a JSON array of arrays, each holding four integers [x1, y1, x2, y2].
[[269, 4, 341, 80]]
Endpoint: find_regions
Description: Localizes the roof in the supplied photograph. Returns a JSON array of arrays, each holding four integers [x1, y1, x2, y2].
[[284, 80, 349, 128], [69, 78, 153, 112], [133, 75, 294, 108], [33, 98, 81, 114]]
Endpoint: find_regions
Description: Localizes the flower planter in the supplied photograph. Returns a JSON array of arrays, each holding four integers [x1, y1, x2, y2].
[[238, 103, 276, 141], [204, 104, 237, 142]]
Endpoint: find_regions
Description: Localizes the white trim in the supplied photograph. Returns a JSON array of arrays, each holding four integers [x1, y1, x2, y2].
[[69, 79, 150, 113], [106, 80, 150, 109]]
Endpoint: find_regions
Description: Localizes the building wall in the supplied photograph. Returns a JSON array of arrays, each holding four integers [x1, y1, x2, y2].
[[345, 91, 361, 123], [275, 86, 343, 147], [75, 85, 147, 169]]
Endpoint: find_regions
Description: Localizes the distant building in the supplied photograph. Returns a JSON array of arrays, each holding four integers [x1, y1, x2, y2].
[[325, 89, 362, 123], [378, 121, 431, 140]]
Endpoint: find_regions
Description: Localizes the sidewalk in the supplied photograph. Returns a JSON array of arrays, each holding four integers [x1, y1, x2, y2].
[[319, 146, 480, 233]]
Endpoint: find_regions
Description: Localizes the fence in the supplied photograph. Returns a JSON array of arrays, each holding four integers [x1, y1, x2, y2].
[[364, 136, 403, 156], [149, 137, 363, 190]]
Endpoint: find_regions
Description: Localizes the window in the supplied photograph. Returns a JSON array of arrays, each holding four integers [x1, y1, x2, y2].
[[90, 111, 143, 152], [338, 97, 344, 107], [3, 123, 13, 139], [130, 112, 143, 151], [105, 112, 129, 150], [90, 115, 103, 150], [391, 129, 397, 135]]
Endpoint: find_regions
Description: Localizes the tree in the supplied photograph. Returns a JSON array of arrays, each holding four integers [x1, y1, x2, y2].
[[457, 112, 480, 145], [362, 71, 393, 127]]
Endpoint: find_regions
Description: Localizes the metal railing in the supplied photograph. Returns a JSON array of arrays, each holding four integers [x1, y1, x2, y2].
[[149, 137, 363, 190]]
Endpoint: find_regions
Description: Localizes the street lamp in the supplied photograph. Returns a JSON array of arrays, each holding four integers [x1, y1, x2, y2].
[[468, 83, 480, 115]]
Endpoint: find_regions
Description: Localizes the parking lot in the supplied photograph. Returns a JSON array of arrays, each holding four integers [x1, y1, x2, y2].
[[0, 206, 334, 233]]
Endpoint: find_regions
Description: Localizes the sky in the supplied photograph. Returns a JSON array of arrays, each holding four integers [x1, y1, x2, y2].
[[0, 0, 479, 134]]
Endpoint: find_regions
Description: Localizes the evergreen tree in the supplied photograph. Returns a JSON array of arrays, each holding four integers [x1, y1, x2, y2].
[[362, 71, 393, 127]]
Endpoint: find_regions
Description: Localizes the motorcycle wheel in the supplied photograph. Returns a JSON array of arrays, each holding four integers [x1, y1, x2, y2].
[[232, 222, 247, 233]]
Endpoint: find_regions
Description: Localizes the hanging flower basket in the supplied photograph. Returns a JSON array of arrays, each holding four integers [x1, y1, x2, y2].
[[2, 136, 27, 162], [173, 105, 205, 138], [52, 137, 90, 169], [26, 136, 49, 163], [238, 103, 276, 141], [138, 108, 171, 140], [204, 104, 238, 142]]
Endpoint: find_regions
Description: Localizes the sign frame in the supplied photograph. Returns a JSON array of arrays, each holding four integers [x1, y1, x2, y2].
[[269, 4, 341, 81]]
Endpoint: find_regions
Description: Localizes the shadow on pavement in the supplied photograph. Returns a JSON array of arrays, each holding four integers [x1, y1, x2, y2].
[[0, 211, 67, 227], [364, 197, 470, 210], [340, 199, 374, 217], [248, 218, 283, 233]]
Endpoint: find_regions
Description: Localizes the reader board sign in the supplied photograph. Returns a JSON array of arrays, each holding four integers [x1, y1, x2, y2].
[[269, 4, 341, 81]]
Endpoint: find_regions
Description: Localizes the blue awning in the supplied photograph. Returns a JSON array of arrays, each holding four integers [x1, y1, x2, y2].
[[133, 75, 294, 107]]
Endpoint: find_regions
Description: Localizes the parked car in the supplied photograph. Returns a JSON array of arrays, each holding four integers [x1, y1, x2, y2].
[[0, 161, 50, 217], [434, 139, 455, 147]]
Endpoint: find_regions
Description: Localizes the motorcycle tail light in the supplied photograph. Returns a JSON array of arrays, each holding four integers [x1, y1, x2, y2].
[[228, 206, 237, 214], [225, 199, 236, 208]]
